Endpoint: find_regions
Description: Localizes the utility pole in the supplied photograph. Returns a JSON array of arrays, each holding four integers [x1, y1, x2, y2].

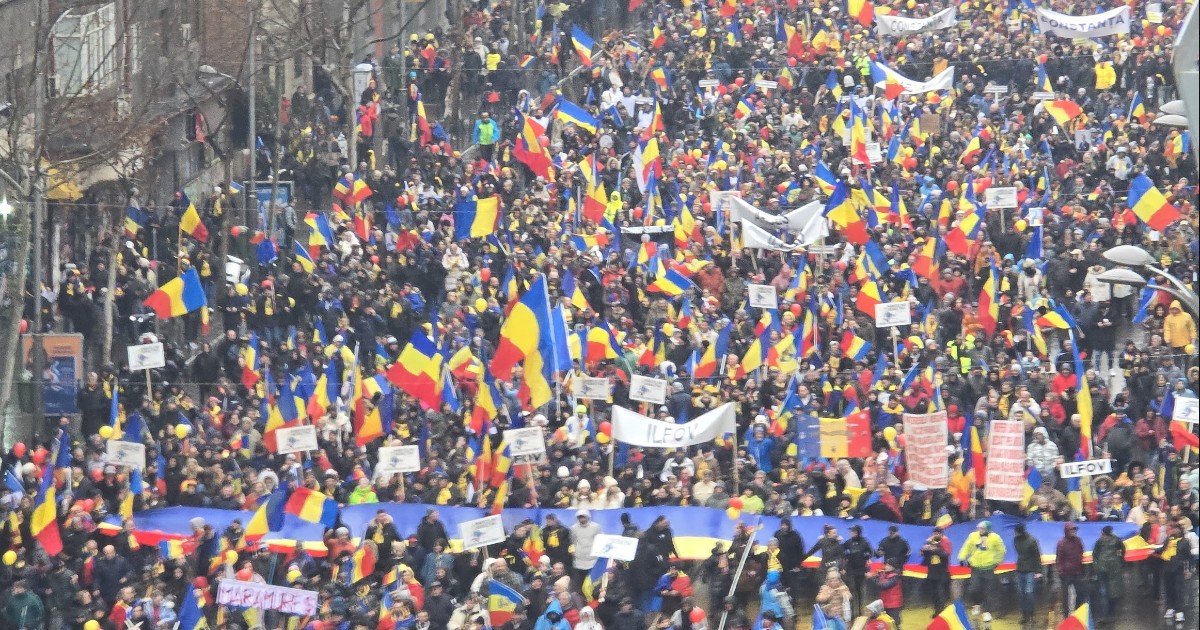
[[246, 4, 257, 228], [30, 0, 48, 430]]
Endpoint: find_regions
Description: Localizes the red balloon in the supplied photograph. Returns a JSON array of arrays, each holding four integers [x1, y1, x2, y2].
[[81, 498, 95, 512], [599, 421, 612, 436], [734, 77, 745, 87], [689, 609, 706, 623], [19, 319, 28, 334], [480, 268, 491, 283], [789, 304, 803, 317], [728, 497, 744, 510], [236, 568, 254, 581], [230, 226, 242, 237], [633, 207, 644, 219], [945, 181, 958, 193], [12, 443, 25, 458], [902, 157, 918, 170], [538, 135, 550, 147], [31, 451, 45, 465]]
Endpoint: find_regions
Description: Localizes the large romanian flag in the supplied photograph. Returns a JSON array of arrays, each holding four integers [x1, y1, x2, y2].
[[490, 275, 555, 409], [927, 601, 973, 630], [1127, 174, 1181, 231], [31, 469, 62, 555], [143, 269, 208, 318]]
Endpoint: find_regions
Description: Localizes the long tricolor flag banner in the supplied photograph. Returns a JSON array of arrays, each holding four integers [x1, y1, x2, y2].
[[875, 7, 957, 37], [1035, 6, 1130, 38]]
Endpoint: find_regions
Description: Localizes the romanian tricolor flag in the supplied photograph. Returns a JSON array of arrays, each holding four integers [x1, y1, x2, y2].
[[491, 276, 555, 409], [647, 261, 694, 297], [554, 97, 599, 134], [585, 322, 623, 366], [386, 331, 444, 408], [977, 259, 999, 336], [488, 582, 525, 627], [1044, 100, 1083, 126], [1126, 174, 1181, 231], [734, 97, 755, 120], [928, 601, 974, 630], [824, 180, 869, 245], [1057, 604, 1092, 630], [31, 470, 62, 556], [1036, 64, 1053, 93], [245, 486, 288, 538], [959, 133, 983, 164], [293, 239, 316, 272], [840, 329, 871, 361], [284, 487, 339, 527], [571, 26, 597, 66], [179, 196, 209, 242], [454, 194, 500, 239], [855, 276, 883, 316], [848, 0, 874, 26], [1128, 92, 1145, 123], [1077, 375, 1093, 458], [143, 269, 208, 319], [513, 111, 555, 180]]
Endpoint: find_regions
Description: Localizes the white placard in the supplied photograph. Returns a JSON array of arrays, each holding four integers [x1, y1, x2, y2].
[[592, 534, 639, 561], [698, 79, 720, 89], [984, 84, 1009, 94], [106, 440, 146, 470], [874, 301, 912, 327], [127, 342, 166, 371], [984, 421, 1027, 502], [377, 445, 422, 474], [1173, 397, 1199, 423], [1032, 91, 1056, 101], [504, 427, 548, 461], [903, 412, 948, 488], [225, 255, 245, 284], [1059, 458, 1113, 478], [755, 80, 778, 90], [611, 403, 738, 448], [573, 377, 611, 400], [629, 375, 668, 405], [875, 7, 957, 36], [274, 425, 319, 454], [460, 515, 506, 549], [217, 580, 319, 615], [1145, 2, 1162, 22], [865, 142, 883, 164], [984, 187, 1018, 209], [748, 284, 779, 309], [872, 64, 956, 95]]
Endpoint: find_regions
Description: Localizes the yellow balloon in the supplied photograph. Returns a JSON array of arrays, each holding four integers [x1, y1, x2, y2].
[[224, 549, 239, 565], [725, 507, 742, 520], [236, 283, 248, 296], [98, 425, 114, 439], [883, 426, 897, 442], [597, 433, 611, 444], [1014, 219, 1027, 232], [2, 550, 16, 565], [903, 147, 914, 157], [84, 622, 101, 630], [175, 424, 191, 439], [662, 322, 675, 337], [906, 0, 916, 7], [475, 298, 488, 313]]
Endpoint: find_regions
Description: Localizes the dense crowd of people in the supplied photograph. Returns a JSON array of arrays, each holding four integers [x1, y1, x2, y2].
[[3, 0, 1200, 628]]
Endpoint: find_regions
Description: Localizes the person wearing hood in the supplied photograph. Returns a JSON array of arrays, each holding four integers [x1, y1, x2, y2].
[[758, 570, 792, 629], [575, 605, 604, 630], [1162, 300, 1196, 351], [1026, 426, 1060, 482], [1091, 525, 1127, 623], [1012, 523, 1043, 623], [958, 521, 1005, 623], [569, 508, 601, 593], [861, 599, 897, 630], [534, 600, 571, 630], [1055, 522, 1086, 617]]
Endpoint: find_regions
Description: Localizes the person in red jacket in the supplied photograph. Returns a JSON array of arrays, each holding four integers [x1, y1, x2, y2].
[[869, 560, 903, 628], [1055, 522, 1086, 617]]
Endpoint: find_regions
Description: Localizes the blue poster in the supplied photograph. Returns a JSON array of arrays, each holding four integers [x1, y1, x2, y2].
[[23, 334, 81, 416], [793, 413, 822, 462]]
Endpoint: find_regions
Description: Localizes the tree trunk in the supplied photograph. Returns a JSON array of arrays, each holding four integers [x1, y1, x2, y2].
[[100, 205, 119, 365], [0, 193, 34, 449]]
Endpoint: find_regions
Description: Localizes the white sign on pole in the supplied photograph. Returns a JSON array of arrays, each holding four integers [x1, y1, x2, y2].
[[866, 142, 883, 164], [1174, 397, 1199, 423], [755, 79, 778, 90], [747, 284, 779, 309], [611, 403, 738, 448], [275, 425, 319, 454], [984, 187, 1019, 209], [377, 445, 422, 474], [874, 301, 912, 327], [903, 412, 949, 488], [1145, 2, 1163, 22], [1059, 458, 1114, 478], [984, 84, 1009, 94], [225, 255, 245, 284], [460, 515, 507, 549], [217, 580, 319, 615], [573, 377, 611, 400], [1032, 91, 1056, 101], [983, 420, 1027, 501], [106, 440, 146, 470], [592, 534, 639, 561], [629, 375, 668, 405], [698, 79, 720, 89], [127, 342, 166, 371], [504, 427, 548, 461]]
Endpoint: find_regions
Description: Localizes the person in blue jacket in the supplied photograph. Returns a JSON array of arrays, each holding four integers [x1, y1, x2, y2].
[[743, 421, 777, 473]]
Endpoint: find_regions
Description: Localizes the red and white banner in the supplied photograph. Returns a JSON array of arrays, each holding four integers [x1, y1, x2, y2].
[[903, 412, 948, 488], [984, 421, 1027, 502], [217, 580, 319, 616]]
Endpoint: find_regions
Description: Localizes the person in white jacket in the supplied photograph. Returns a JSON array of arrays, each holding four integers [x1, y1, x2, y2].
[[1026, 427, 1060, 481], [570, 508, 602, 591]]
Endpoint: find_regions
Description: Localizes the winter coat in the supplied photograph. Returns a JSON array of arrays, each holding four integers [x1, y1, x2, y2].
[[1013, 532, 1042, 573], [958, 531, 1005, 570], [1055, 533, 1085, 576]]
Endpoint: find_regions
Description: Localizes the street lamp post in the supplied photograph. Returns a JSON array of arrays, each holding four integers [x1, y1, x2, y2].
[[1099, 245, 1199, 319]]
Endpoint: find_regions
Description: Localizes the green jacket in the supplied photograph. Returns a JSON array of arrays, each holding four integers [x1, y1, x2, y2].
[[1092, 534, 1126, 599], [1013, 532, 1042, 573], [958, 531, 1006, 570], [3, 590, 45, 629]]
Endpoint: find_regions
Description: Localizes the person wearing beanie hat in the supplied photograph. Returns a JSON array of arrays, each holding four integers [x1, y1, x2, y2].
[[1056, 522, 1085, 617], [862, 599, 896, 630], [958, 520, 1005, 621]]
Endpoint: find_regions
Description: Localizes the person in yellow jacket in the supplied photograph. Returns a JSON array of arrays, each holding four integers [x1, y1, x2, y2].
[[1162, 300, 1197, 351], [958, 520, 1006, 623]]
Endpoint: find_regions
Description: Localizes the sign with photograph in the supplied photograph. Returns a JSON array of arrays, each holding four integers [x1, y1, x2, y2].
[[377, 445, 422, 474], [275, 425, 319, 454], [629, 375, 668, 405], [127, 342, 166, 371], [874, 301, 912, 327], [747, 284, 778, 309], [459, 515, 507, 549], [106, 440, 146, 470]]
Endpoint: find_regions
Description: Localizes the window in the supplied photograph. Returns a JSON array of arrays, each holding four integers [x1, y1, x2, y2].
[[52, 3, 118, 96]]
